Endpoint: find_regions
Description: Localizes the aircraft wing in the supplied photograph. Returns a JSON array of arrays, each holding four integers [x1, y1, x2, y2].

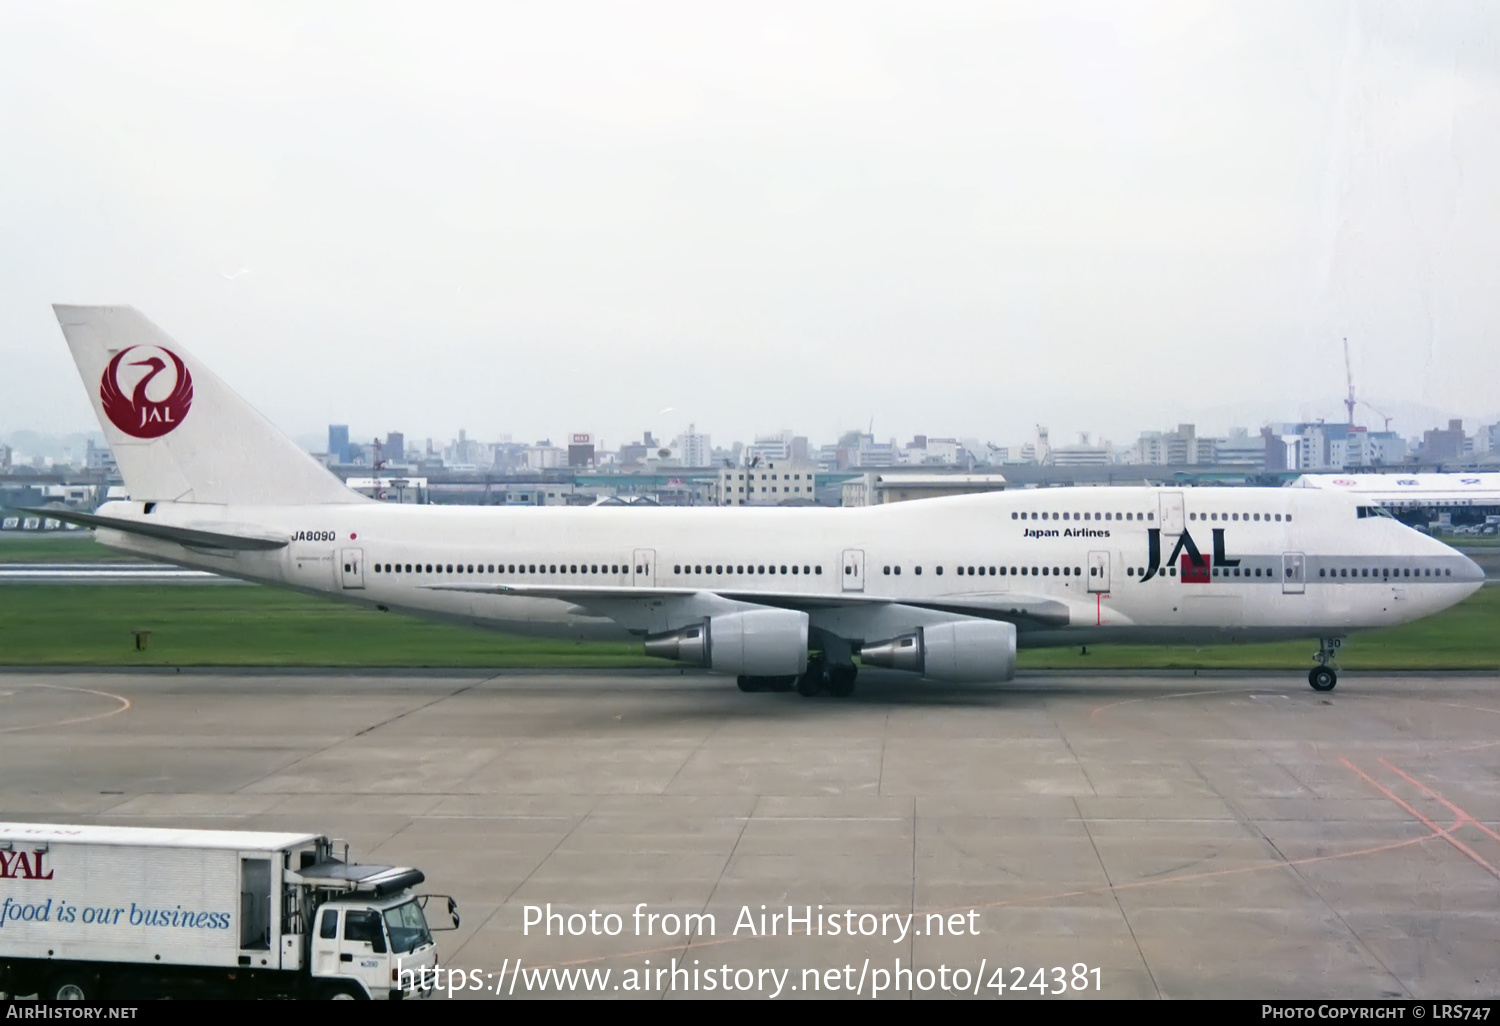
[[16, 506, 289, 552], [423, 582, 1072, 629]]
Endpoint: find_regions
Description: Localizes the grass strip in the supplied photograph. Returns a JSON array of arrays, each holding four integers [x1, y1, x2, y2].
[[0, 583, 1495, 670]]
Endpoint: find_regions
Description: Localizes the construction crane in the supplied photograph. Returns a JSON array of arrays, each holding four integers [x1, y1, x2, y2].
[[1343, 338, 1357, 426], [1360, 399, 1393, 432], [1343, 338, 1393, 431]]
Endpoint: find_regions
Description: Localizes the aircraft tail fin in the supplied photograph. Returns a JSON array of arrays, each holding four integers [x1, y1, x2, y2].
[[53, 305, 364, 506]]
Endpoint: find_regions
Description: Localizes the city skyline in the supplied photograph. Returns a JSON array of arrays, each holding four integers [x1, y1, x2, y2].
[[3, 5, 1499, 444]]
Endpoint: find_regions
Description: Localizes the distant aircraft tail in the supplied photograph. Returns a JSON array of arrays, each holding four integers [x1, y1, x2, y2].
[[53, 305, 364, 505]]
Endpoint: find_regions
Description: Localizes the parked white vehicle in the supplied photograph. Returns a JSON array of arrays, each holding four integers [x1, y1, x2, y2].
[[0, 823, 457, 1000]]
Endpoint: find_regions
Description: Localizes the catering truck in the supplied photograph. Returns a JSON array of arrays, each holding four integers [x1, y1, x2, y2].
[[0, 822, 457, 1000]]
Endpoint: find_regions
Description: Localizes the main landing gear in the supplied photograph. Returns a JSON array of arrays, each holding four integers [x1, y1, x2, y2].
[[1308, 637, 1343, 692], [737, 658, 858, 698]]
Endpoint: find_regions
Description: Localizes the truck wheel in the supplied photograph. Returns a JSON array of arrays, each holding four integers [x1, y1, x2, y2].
[[325, 983, 368, 1000], [50, 975, 94, 1000]]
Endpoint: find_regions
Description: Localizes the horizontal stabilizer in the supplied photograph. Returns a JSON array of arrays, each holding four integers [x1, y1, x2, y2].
[[16, 507, 288, 551]]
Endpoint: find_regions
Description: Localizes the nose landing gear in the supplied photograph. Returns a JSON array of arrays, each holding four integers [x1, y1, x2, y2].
[[1308, 637, 1343, 692]]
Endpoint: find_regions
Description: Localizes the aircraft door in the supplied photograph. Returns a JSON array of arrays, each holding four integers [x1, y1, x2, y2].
[[633, 548, 656, 587], [1158, 492, 1185, 536], [1087, 550, 1110, 593], [841, 549, 865, 592], [339, 548, 365, 590], [1282, 552, 1306, 594]]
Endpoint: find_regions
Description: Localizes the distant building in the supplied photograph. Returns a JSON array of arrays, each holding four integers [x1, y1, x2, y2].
[[568, 433, 596, 469], [328, 425, 350, 464], [525, 441, 565, 471], [0, 444, 9, 471], [746, 431, 793, 464], [618, 439, 651, 465], [382, 432, 405, 466], [85, 439, 117, 472], [714, 460, 819, 505], [1125, 424, 1216, 466], [841, 471, 1008, 507], [1422, 419, 1467, 464], [674, 424, 711, 467], [1368, 431, 1408, 464], [1214, 428, 1264, 467], [1049, 443, 1110, 467]]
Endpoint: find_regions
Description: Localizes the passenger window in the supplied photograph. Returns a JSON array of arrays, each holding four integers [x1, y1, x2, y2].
[[1190, 513, 1197, 521], [1012, 512, 1018, 520], [936, 567, 944, 575], [894, 567, 901, 575], [913, 567, 920, 575], [780, 566, 788, 574]]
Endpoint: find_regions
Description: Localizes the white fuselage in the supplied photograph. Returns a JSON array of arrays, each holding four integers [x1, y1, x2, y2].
[[91, 486, 1484, 650]]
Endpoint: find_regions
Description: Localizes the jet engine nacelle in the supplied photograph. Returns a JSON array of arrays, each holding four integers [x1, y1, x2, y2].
[[860, 620, 1016, 682], [643, 609, 809, 677]]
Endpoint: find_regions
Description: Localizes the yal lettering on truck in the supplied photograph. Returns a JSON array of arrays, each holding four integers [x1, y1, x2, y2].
[[0, 822, 458, 1000]]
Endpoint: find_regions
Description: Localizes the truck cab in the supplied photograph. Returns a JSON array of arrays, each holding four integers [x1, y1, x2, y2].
[[307, 896, 439, 999], [295, 860, 446, 1000]]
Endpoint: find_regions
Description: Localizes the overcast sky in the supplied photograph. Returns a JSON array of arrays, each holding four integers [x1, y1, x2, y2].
[[2, 1, 1497, 451]]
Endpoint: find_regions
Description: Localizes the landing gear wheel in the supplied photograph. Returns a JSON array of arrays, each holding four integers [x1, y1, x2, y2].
[[796, 670, 826, 697], [1308, 667, 1337, 692], [737, 676, 764, 693], [826, 665, 857, 697], [49, 975, 94, 1001]]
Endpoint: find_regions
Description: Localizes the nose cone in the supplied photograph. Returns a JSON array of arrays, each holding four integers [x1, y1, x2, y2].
[[1454, 549, 1487, 588]]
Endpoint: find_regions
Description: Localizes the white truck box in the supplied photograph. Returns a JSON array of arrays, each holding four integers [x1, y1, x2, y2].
[[0, 822, 453, 1000]]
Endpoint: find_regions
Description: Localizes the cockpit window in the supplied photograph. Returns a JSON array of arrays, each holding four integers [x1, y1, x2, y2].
[[1356, 505, 1395, 520]]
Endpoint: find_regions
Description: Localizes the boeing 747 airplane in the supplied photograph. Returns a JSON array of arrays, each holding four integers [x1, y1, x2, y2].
[[28, 306, 1486, 697]]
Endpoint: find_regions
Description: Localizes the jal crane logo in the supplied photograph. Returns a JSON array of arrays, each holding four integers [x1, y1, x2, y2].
[[99, 346, 194, 438]]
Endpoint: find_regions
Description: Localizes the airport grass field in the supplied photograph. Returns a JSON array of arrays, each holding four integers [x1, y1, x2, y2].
[[0, 580, 1495, 670]]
